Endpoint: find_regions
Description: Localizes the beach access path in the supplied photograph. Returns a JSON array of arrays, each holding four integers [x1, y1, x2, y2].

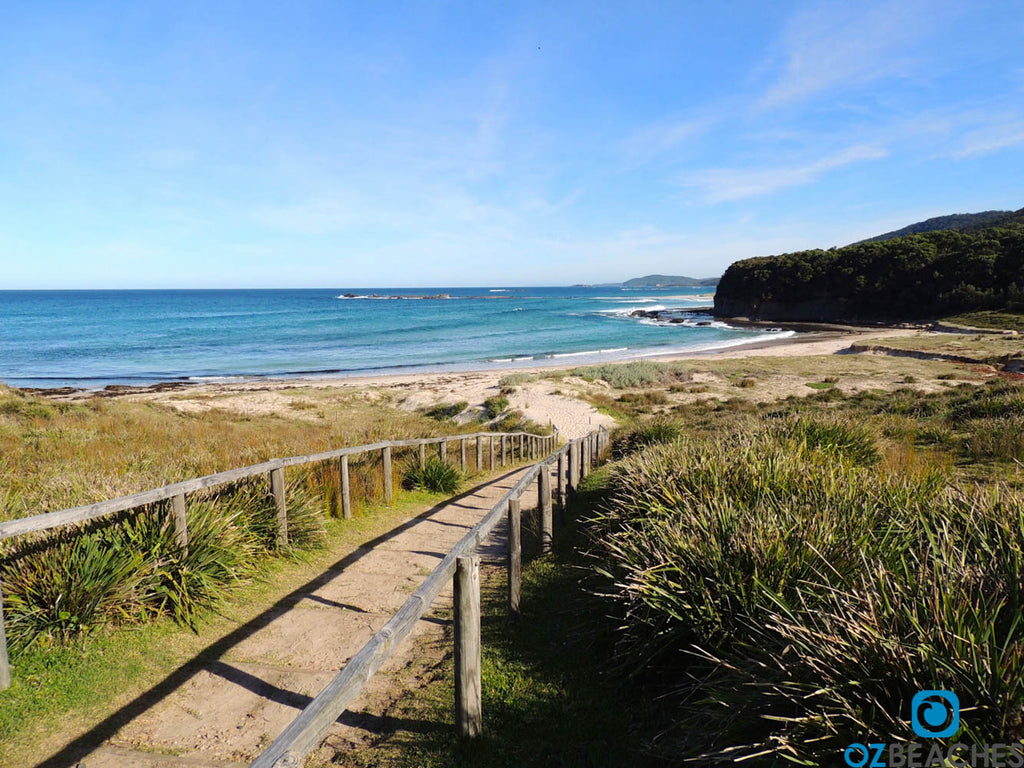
[[40, 467, 537, 768]]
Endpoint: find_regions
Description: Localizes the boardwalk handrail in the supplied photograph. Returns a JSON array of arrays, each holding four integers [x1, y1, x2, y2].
[[250, 426, 609, 768], [0, 428, 564, 692], [0, 430, 551, 542]]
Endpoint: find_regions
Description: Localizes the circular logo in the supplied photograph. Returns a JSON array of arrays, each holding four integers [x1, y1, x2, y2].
[[911, 690, 960, 738]]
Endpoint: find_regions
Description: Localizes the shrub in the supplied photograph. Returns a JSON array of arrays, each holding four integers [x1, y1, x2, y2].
[[424, 401, 469, 421], [616, 391, 669, 406], [498, 373, 534, 387], [483, 395, 509, 419], [570, 361, 669, 388], [403, 456, 462, 494], [611, 418, 682, 458]]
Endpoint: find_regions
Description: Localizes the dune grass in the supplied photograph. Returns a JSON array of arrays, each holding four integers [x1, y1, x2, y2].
[[586, 378, 1024, 762], [0, 385, 468, 521]]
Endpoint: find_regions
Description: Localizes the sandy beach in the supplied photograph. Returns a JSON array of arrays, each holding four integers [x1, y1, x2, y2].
[[107, 326, 925, 440]]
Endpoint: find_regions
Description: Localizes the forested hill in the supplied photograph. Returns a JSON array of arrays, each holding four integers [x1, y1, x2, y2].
[[714, 208, 1024, 323], [852, 210, 1011, 244]]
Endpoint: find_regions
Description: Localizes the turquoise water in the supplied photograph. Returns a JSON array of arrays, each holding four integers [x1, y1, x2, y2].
[[0, 287, 791, 388]]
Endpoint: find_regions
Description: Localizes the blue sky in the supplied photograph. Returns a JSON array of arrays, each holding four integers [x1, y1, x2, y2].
[[1, 1, 1022, 288]]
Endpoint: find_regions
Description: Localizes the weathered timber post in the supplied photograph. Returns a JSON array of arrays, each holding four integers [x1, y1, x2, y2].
[[460, 438, 466, 470], [170, 493, 189, 556], [540, 468, 552, 553], [567, 442, 577, 496], [455, 556, 482, 738], [340, 455, 352, 520], [519, 433, 524, 460], [0, 578, 10, 691], [581, 437, 590, 479], [440, 440, 447, 462], [418, 442, 426, 470], [476, 436, 483, 471], [501, 436, 507, 467], [382, 446, 393, 503], [507, 497, 521, 618], [489, 435, 494, 470], [557, 451, 567, 518], [270, 466, 288, 547]]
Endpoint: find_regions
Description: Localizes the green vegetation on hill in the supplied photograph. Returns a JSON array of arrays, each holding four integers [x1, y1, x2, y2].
[[852, 209, 1011, 244], [622, 273, 719, 287], [714, 208, 1024, 322]]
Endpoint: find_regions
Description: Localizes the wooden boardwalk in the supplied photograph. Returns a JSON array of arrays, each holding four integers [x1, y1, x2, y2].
[[38, 469, 531, 768]]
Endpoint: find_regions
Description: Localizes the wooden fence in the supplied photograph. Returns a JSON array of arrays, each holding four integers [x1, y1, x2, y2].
[[0, 428, 568, 692], [250, 425, 609, 768]]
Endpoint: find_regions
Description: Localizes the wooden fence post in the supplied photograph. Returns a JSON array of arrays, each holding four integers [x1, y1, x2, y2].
[[540, 468, 552, 553], [507, 498, 521, 618], [340, 455, 351, 520], [455, 556, 482, 739], [557, 451, 567, 517], [460, 438, 466, 470], [501, 436, 507, 467], [382, 446, 393, 503], [581, 438, 590, 479], [418, 442, 426, 470], [569, 442, 578, 494], [489, 435, 494, 470], [519, 433, 524, 460], [0, 578, 10, 692], [440, 440, 447, 462], [171, 493, 188, 554], [476, 436, 483, 472], [270, 467, 288, 547]]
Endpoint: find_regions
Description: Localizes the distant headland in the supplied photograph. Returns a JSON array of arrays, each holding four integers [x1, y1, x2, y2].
[[575, 274, 721, 289]]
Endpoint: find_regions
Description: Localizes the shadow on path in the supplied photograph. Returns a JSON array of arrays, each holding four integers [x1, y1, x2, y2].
[[36, 469, 525, 768]]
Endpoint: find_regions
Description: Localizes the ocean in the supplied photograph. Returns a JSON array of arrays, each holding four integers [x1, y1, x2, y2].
[[0, 287, 793, 389]]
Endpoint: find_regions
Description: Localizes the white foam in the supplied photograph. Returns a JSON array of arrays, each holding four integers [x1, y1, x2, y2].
[[550, 347, 629, 359]]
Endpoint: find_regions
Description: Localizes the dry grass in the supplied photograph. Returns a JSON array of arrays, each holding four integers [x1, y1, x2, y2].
[[0, 386, 468, 521]]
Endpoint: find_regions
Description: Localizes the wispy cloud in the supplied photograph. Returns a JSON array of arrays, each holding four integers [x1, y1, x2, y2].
[[757, 1, 946, 110], [684, 143, 888, 202], [621, 116, 712, 162], [953, 120, 1024, 158]]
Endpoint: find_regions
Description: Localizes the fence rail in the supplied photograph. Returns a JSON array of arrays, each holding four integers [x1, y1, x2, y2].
[[250, 425, 609, 768], [0, 428, 565, 691]]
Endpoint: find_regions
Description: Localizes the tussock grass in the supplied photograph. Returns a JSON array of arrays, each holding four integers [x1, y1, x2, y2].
[[588, 381, 1024, 762], [403, 456, 462, 494], [570, 361, 688, 389], [423, 401, 469, 420], [482, 395, 508, 419]]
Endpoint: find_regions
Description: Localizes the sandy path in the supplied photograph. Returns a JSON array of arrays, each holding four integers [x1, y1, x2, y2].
[[51, 467, 537, 768]]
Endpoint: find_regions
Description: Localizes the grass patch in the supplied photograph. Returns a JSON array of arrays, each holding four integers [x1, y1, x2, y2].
[[403, 457, 463, 494], [944, 310, 1024, 333], [481, 396, 508, 420], [424, 402, 469, 421], [570, 361, 686, 389]]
